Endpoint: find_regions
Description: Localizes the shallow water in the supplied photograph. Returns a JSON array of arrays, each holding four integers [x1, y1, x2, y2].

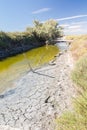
[[0, 45, 59, 93], [56, 42, 68, 50]]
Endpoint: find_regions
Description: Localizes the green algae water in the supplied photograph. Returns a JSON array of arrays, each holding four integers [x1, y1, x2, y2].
[[0, 45, 59, 93]]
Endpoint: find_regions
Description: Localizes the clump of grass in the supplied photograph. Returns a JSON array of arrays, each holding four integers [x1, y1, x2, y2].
[[72, 54, 87, 90], [56, 90, 87, 130], [70, 40, 87, 60], [56, 111, 87, 130]]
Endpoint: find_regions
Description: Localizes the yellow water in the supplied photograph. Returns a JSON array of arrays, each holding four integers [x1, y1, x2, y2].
[[0, 45, 59, 93]]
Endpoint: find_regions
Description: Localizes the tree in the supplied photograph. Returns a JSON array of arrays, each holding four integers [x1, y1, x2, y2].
[[26, 19, 63, 44]]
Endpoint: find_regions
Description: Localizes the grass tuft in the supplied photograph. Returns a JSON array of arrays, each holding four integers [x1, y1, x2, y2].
[[72, 54, 87, 90]]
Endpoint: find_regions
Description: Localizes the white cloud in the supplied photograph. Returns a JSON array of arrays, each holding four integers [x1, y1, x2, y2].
[[67, 28, 83, 33], [60, 24, 82, 30], [56, 15, 87, 21], [72, 21, 87, 25], [64, 27, 83, 34], [60, 24, 69, 27], [60, 21, 87, 34], [62, 23, 84, 34], [32, 8, 51, 14], [60, 21, 87, 29], [68, 25, 81, 29]]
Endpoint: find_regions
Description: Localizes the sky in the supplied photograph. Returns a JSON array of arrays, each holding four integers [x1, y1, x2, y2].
[[0, 0, 87, 35]]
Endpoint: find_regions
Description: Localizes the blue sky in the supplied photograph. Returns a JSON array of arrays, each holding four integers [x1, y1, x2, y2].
[[0, 0, 87, 35]]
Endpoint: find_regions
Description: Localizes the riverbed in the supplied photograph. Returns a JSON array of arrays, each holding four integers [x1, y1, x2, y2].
[[0, 42, 76, 130], [0, 49, 76, 130]]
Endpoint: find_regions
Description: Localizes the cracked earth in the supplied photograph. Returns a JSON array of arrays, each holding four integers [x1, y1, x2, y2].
[[0, 51, 76, 130]]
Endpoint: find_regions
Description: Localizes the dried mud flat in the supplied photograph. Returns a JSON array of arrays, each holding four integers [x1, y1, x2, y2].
[[0, 51, 76, 130]]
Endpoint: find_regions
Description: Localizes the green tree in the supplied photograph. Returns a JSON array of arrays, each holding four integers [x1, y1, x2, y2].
[[26, 19, 63, 44]]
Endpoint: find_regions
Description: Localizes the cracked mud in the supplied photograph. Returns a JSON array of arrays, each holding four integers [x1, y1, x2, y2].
[[0, 51, 76, 130]]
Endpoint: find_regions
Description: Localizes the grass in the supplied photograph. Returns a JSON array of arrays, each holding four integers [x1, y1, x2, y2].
[[56, 35, 87, 130], [72, 54, 87, 90], [56, 111, 87, 130], [56, 90, 87, 130], [66, 35, 87, 60]]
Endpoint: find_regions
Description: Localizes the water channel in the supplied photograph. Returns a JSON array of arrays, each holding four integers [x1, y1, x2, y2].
[[0, 42, 68, 94]]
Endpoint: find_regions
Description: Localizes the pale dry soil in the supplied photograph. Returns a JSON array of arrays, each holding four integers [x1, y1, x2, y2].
[[0, 51, 76, 130]]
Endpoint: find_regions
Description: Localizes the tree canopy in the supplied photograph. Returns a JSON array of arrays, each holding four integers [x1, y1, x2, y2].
[[26, 19, 63, 43]]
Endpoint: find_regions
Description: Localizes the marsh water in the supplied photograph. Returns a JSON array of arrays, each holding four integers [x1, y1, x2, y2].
[[0, 45, 59, 93]]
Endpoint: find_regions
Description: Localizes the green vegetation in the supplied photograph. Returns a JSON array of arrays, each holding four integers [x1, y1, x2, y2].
[[72, 54, 87, 90], [56, 109, 87, 130], [0, 19, 63, 58], [56, 35, 87, 130], [26, 20, 63, 43]]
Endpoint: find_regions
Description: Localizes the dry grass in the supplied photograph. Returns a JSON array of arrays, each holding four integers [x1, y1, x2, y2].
[[72, 54, 87, 90], [66, 35, 87, 60], [56, 35, 87, 130]]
